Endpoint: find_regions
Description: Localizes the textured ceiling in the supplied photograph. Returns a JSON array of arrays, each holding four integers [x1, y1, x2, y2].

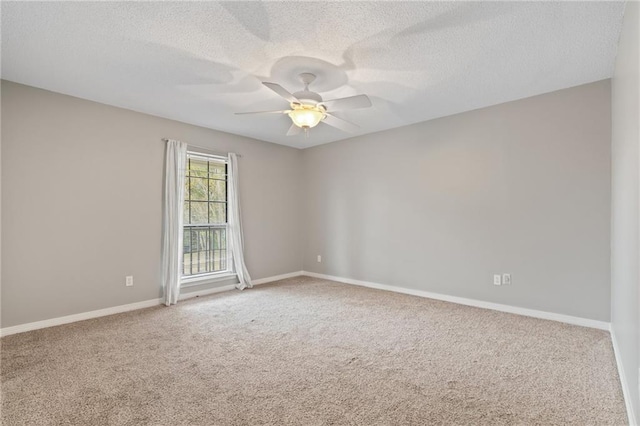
[[1, 1, 626, 148]]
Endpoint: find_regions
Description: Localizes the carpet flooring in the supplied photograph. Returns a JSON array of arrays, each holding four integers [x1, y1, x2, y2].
[[1, 276, 627, 425]]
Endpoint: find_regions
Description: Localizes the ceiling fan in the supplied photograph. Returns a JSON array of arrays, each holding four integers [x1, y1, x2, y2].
[[235, 72, 372, 136]]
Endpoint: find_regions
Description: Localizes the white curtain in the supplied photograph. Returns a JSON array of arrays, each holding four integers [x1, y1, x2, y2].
[[161, 139, 187, 305], [227, 152, 252, 290]]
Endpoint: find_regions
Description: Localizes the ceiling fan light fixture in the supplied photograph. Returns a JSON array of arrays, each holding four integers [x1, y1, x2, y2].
[[288, 105, 326, 129], [236, 74, 370, 135]]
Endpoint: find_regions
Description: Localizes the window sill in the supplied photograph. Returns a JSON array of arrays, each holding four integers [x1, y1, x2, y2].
[[181, 272, 237, 288]]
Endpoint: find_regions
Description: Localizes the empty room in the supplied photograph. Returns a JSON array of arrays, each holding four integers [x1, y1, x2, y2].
[[1, 1, 639, 425]]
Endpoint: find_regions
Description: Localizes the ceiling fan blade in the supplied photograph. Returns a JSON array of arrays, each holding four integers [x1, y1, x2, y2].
[[235, 110, 289, 115], [320, 94, 372, 111], [263, 82, 299, 104], [322, 113, 360, 133], [286, 124, 302, 136]]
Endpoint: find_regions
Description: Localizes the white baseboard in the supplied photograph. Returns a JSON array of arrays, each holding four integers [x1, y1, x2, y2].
[[0, 271, 305, 337], [252, 271, 304, 285], [611, 328, 638, 426], [0, 298, 162, 338], [0, 269, 608, 335], [302, 271, 610, 331]]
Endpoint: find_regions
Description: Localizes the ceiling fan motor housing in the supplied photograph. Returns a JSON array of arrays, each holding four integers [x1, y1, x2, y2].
[[292, 90, 323, 107]]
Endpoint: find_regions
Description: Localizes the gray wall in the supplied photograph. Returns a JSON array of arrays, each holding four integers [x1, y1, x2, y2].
[[302, 80, 612, 322], [611, 1, 640, 422], [1, 81, 303, 328]]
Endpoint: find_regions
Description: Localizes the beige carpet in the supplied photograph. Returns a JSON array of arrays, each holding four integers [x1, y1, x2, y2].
[[1, 276, 627, 425]]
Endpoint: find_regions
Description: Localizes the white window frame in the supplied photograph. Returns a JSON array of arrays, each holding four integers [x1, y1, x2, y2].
[[180, 151, 233, 286]]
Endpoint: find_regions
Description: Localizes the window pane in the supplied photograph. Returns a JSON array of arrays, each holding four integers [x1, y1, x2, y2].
[[209, 203, 226, 223], [184, 176, 190, 200], [209, 179, 226, 202], [189, 158, 209, 178], [190, 202, 209, 224], [210, 227, 227, 250], [183, 252, 191, 275], [213, 228, 221, 250], [189, 177, 208, 201], [219, 227, 227, 250], [209, 163, 226, 179], [183, 201, 191, 225], [182, 226, 227, 276], [183, 230, 191, 253]]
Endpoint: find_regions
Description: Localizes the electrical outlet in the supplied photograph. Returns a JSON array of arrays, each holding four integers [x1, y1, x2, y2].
[[502, 273, 511, 285], [493, 274, 501, 286], [125, 276, 134, 287], [317, 255, 322, 263]]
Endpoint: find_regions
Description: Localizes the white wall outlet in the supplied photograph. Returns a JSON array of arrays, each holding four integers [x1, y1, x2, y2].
[[493, 274, 501, 286], [125, 276, 134, 287], [317, 255, 322, 263], [502, 273, 511, 285]]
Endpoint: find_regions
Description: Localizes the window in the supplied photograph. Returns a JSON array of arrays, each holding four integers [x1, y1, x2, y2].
[[182, 152, 229, 278]]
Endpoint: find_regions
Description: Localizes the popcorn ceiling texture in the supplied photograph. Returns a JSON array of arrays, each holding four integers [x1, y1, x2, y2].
[[1, 277, 627, 425], [0, 2, 625, 148]]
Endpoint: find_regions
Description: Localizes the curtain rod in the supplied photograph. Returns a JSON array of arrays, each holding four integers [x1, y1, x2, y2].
[[161, 138, 242, 158]]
